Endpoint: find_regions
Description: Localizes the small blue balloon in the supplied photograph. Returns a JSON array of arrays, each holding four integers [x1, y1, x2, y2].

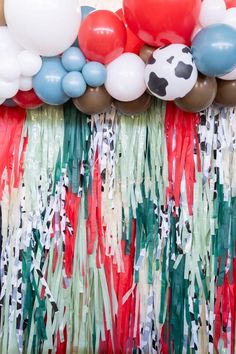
[[62, 72, 87, 98], [192, 24, 236, 77], [82, 62, 107, 87], [81, 6, 95, 20], [33, 57, 69, 105], [62, 47, 86, 72]]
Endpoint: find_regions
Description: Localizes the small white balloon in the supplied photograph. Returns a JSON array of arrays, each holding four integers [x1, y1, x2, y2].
[[5, 0, 82, 56], [191, 24, 202, 41], [0, 78, 19, 98], [18, 50, 42, 76], [19, 76, 33, 91], [105, 53, 146, 102], [221, 8, 236, 28], [199, 0, 226, 27], [144, 44, 198, 101], [0, 53, 21, 82], [0, 26, 22, 55], [219, 67, 236, 80]]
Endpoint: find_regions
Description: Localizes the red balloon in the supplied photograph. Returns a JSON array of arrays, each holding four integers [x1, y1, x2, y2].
[[78, 10, 127, 64], [123, 0, 201, 47], [13, 89, 44, 109], [116, 8, 144, 54], [225, 0, 236, 8]]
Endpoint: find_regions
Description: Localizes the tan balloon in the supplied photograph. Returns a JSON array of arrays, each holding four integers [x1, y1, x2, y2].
[[214, 79, 236, 107], [73, 85, 113, 115], [174, 73, 217, 112], [114, 93, 153, 115], [0, 0, 6, 25], [139, 44, 156, 64]]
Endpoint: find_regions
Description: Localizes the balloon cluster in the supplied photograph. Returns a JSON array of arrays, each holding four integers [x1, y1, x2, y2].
[[0, 27, 42, 103], [131, 0, 236, 112], [1, 0, 236, 114], [0, 0, 82, 108], [33, 47, 107, 105]]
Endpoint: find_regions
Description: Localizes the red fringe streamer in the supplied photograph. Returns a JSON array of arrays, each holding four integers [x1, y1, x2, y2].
[[0, 106, 26, 199], [165, 102, 200, 215]]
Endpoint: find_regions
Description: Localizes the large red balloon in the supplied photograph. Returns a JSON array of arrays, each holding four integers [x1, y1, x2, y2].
[[123, 0, 201, 47], [116, 8, 144, 54], [78, 10, 127, 64], [225, 0, 236, 8], [13, 89, 44, 109]]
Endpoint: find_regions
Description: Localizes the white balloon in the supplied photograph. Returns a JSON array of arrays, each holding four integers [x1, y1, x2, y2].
[[0, 98, 5, 105], [221, 8, 236, 28], [0, 26, 22, 55], [0, 78, 19, 99], [144, 45, 198, 101], [105, 53, 146, 102], [0, 53, 21, 82], [219, 67, 236, 80], [19, 76, 33, 91], [4, 0, 81, 56], [218, 11, 236, 81], [199, 0, 226, 27], [18, 50, 42, 77], [191, 24, 202, 41]]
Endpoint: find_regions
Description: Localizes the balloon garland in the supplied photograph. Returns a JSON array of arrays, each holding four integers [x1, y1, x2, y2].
[[0, 0, 235, 113]]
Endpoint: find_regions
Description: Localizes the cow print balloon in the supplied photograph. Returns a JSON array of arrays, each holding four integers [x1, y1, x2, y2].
[[144, 44, 198, 101]]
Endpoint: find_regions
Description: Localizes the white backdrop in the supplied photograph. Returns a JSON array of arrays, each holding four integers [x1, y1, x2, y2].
[[80, 0, 122, 11]]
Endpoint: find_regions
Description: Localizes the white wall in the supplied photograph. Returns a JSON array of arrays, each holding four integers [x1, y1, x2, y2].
[[80, 0, 122, 11]]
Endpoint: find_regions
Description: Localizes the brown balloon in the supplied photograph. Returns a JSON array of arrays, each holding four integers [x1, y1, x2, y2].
[[139, 44, 156, 64], [0, 0, 6, 26], [73, 86, 113, 115], [214, 79, 236, 107], [174, 73, 217, 112], [114, 93, 153, 115]]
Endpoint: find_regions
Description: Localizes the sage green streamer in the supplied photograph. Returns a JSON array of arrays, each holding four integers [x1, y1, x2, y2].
[[63, 102, 91, 196], [24, 105, 64, 210]]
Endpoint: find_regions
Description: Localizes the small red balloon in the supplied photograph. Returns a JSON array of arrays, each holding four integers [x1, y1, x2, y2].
[[116, 8, 144, 54], [78, 10, 127, 64], [123, 0, 201, 47], [13, 89, 44, 109], [225, 0, 236, 8]]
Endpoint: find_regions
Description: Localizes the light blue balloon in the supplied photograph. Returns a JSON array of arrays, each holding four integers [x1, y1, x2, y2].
[[33, 57, 69, 105], [192, 24, 236, 77], [82, 62, 107, 87], [81, 6, 95, 20], [62, 47, 86, 72], [62, 72, 87, 98]]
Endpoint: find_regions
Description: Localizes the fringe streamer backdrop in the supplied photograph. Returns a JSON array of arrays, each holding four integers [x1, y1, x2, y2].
[[0, 100, 236, 354]]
